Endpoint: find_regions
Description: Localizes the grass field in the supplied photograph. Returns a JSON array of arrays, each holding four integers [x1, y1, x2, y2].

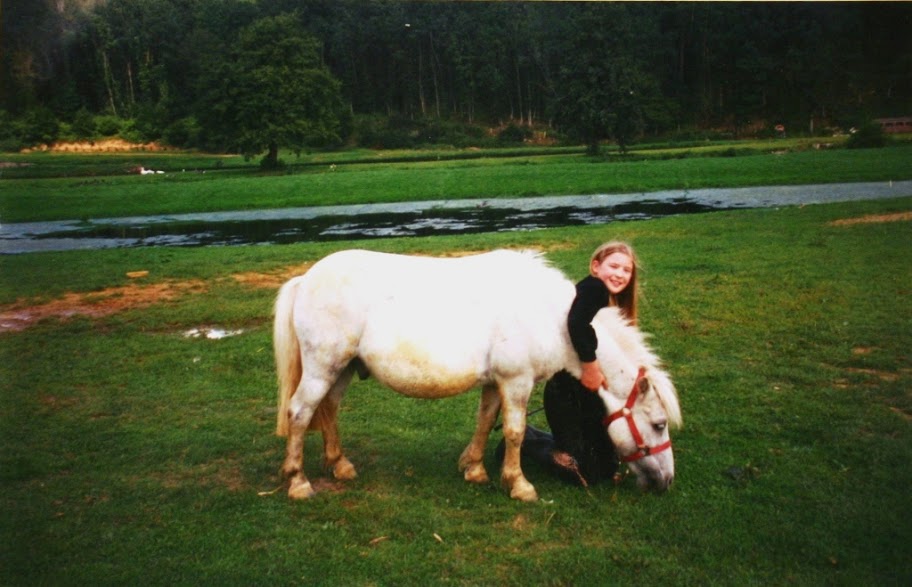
[[1, 185, 910, 584]]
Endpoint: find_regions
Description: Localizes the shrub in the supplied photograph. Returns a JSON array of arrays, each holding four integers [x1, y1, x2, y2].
[[0, 110, 15, 139], [352, 115, 491, 149], [498, 123, 532, 144], [132, 105, 166, 142], [94, 115, 123, 137], [846, 122, 888, 149], [117, 119, 145, 143], [162, 117, 201, 148], [71, 109, 97, 140], [353, 115, 413, 149], [19, 107, 60, 146], [0, 111, 24, 151]]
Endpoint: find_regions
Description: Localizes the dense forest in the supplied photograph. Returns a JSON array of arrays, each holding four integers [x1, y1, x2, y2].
[[2, 0, 910, 158]]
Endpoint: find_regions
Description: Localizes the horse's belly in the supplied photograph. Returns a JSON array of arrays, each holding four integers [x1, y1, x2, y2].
[[366, 355, 482, 398], [360, 313, 490, 398]]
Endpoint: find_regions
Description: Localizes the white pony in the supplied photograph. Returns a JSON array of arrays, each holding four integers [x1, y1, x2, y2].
[[274, 249, 681, 501]]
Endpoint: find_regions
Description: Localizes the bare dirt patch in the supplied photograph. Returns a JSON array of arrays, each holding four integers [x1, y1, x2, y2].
[[828, 211, 912, 227], [230, 263, 314, 290], [0, 262, 315, 333], [852, 347, 875, 355], [0, 279, 208, 333]]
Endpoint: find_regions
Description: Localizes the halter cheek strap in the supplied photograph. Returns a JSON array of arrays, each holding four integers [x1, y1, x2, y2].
[[602, 367, 672, 463]]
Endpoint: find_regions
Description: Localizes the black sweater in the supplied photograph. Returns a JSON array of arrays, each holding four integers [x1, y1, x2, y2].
[[567, 275, 610, 363]]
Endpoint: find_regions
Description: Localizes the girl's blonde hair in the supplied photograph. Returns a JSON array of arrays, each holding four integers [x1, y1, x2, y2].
[[590, 241, 639, 324]]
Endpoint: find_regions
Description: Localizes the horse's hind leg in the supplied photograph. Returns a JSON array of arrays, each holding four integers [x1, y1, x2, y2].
[[459, 384, 500, 484], [283, 372, 336, 499], [318, 367, 357, 481]]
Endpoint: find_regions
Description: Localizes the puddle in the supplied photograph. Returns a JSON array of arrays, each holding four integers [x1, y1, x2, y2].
[[183, 327, 245, 340]]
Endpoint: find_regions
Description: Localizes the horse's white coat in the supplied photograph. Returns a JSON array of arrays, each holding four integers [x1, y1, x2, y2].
[[274, 249, 680, 501]]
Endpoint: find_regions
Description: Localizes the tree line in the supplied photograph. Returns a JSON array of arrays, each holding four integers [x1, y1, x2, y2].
[[2, 0, 910, 160]]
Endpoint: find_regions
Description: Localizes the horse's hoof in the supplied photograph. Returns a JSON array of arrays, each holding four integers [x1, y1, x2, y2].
[[463, 462, 489, 484], [333, 457, 357, 481], [288, 477, 316, 500], [509, 478, 538, 502]]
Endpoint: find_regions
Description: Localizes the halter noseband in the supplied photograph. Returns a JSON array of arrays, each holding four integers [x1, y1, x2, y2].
[[602, 367, 672, 463]]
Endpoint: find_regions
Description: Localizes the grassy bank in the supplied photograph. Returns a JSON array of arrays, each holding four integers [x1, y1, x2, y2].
[[2, 142, 911, 222], [2, 195, 910, 584]]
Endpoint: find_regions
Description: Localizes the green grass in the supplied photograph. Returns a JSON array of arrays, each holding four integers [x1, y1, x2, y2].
[[2, 141, 911, 222], [2, 194, 911, 585]]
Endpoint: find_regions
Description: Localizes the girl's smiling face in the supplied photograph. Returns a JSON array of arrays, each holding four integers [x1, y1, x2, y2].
[[591, 251, 634, 294]]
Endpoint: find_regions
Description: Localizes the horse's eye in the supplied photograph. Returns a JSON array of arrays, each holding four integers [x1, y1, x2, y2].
[[653, 422, 667, 432]]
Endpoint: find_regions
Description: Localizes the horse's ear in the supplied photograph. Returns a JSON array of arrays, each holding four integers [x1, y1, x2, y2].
[[638, 374, 650, 395]]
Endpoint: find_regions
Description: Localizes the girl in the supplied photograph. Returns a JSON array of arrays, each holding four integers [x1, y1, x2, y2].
[[496, 241, 640, 486], [568, 241, 639, 391]]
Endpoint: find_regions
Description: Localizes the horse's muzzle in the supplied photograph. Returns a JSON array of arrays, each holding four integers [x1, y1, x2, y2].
[[634, 463, 674, 493]]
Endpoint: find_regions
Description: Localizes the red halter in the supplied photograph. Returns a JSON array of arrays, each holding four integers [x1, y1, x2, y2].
[[602, 367, 673, 463]]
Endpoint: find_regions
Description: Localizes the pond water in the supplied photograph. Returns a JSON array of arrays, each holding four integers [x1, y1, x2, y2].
[[1, 181, 907, 254]]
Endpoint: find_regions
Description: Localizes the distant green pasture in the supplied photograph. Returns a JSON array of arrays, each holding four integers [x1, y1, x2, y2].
[[2, 195, 910, 585], [1, 142, 911, 222]]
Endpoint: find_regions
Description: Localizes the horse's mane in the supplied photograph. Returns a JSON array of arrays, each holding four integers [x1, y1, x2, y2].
[[593, 308, 683, 429]]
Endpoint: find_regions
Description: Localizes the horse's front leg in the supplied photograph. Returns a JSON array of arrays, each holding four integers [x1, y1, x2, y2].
[[499, 378, 538, 502], [459, 383, 501, 484]]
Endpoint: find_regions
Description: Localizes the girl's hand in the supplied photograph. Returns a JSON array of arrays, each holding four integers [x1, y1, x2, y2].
[[580, 361, 606, 392]]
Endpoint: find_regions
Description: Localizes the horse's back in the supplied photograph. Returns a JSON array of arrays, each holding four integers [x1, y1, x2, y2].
[[297, 248, 566, 311]]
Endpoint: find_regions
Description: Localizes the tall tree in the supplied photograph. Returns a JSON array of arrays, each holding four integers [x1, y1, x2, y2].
[[552, 5, 654, 153], [196, 13, 349, 167], [1, 0, 61, 110], [4, 1, 912, 151]]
